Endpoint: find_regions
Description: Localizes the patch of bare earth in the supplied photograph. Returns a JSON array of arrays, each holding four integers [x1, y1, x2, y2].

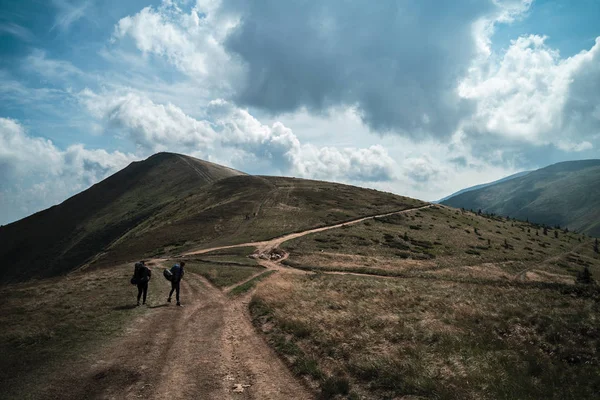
[[37, 266, 313, 400]]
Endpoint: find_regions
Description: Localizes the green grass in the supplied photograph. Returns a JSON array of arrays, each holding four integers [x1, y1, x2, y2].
[[186, 261, 264, 288], [194, 246, 258, 266], [230, 271, 275, 296], [0, 263, 165, 398], [282, 206, 600, 283], [252, 273, 600, 400]]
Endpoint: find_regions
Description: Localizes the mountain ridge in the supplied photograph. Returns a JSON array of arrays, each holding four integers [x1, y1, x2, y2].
[[0, 152, 424, 282], [441, 159, 600, 236]]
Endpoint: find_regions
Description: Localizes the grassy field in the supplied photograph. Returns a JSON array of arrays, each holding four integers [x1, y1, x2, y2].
[[186, 262, 264, 289], [107, 175, 425, 267], [230, 271, 276, 296], [252, 206, 600, 399], [182, 246, 265, 289], [0, 262, 168, 399], [282, 205, 600, 284], [252, 272, 600, 400], [191, 246, 259, 266]]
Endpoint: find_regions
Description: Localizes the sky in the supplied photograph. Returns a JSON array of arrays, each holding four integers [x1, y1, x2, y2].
[[0, 0, 599, 225]]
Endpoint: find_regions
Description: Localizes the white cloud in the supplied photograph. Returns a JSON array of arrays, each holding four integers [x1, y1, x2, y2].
[[460, 35, 600, 150], [23, 50, 84, 81], [51, 0, 92, 32], [111, 1, 242, 94], [0, 23, 34, 42], [0, 118, 135, 224], [78, 89, 397, 182]]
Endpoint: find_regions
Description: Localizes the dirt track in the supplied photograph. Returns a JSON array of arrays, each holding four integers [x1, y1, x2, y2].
[[39, 205, 429, 399]]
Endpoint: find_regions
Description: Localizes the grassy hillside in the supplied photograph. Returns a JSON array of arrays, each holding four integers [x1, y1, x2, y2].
[[0, 152, 244, 283], [98, 175, 424, 268], [437, 170, 531, 203], [441, 160, 600, 237], [0, 152, 424, 283], [253, 205, 600, 399]]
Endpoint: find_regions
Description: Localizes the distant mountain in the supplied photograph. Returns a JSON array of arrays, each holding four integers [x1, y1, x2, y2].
[[441, 160, 600, 236], [436, 170, 531, 203], [0, 152, 424, 283]]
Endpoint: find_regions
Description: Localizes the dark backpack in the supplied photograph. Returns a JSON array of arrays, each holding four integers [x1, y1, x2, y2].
[[132, 263, 150, 284]]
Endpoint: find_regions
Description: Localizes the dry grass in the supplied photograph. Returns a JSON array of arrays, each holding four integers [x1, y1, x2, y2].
[[282, 206, 600, 284], [252, 272, 600, 399], [255, 206, 600, 399], [0, 263, 167, 398], [185, 261, 264, 288]]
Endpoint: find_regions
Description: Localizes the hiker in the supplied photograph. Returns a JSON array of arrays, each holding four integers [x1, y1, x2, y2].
[[134, 261, 152, 306], [168, 261, 185, 306]]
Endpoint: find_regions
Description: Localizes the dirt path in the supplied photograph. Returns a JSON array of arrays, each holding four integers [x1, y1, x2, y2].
[[41, 268, 311, 400], [184, 205, 432, 257], [40, 205, 429, 399]]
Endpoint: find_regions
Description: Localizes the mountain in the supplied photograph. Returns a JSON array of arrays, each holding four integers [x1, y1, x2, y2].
[[436, 170, 531, 203], [0, 152, 424, 283], [441, 159, 600, 236]]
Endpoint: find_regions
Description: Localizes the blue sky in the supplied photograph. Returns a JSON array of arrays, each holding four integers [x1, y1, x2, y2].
[[0, 0, 599, 225]]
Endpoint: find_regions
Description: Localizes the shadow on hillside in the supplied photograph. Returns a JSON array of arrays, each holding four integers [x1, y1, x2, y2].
[[113, 304, 138, 311], [148, 304, 169, 309]]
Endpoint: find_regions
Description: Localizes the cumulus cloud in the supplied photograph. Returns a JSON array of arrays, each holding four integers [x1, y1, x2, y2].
[[109, 0, 537, 138], [111, 1, 242, 95], [220, 0, 506, 137], [0, 118, 135, 224], [79, 89, 396, 182], [460, 35, 600, 151]]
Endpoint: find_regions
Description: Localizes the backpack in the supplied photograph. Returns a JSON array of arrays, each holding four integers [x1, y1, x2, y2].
[[163, 268, 173, 281], [131, 262, 141, 285], [132, 262, 150, 284], [170, 264, 183, 282]]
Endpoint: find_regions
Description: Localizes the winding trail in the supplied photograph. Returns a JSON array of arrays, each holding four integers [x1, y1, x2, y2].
[[184, 204, 432, 257], [40, 205, 429, 399]]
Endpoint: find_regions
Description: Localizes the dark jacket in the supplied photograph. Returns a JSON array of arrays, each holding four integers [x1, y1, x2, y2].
[[134, 264, 152, 283], [170, 264, 184, 283]]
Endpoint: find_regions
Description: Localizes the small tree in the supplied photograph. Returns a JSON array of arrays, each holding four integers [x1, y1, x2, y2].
[[474, 227, 478, 235], [554, 230, 559, 239], [536, 230, 539, 236], [404, 232, 409, 241], [543, 226, 548, 235], [504, 238, 509, 249], [594, 238, 599, 253], [487, 238, 491, 246]]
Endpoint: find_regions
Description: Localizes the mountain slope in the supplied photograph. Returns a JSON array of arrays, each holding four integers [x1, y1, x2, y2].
[[0, 152, 244, 283], [441, 159, 600, 236], [0, 153, 424, 283], [436, 170, 531, 203]]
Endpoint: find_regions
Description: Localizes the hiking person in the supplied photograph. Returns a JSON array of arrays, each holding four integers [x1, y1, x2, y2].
[[168, 261, 185, 306], [133, 261, 152, 306]]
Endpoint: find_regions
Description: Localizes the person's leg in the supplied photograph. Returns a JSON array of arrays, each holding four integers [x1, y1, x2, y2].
[[175, 281, 181, 305], [142, 282, 148, 304], [137, 284, 143, 305], [168, 283, 175, 302]]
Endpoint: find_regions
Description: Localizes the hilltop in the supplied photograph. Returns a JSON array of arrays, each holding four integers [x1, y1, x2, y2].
[[442, 160, 600, 236], [0, 152, 423, 283]]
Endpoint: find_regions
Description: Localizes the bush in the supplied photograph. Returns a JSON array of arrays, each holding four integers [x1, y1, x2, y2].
[[321, 375, 350, 399]]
